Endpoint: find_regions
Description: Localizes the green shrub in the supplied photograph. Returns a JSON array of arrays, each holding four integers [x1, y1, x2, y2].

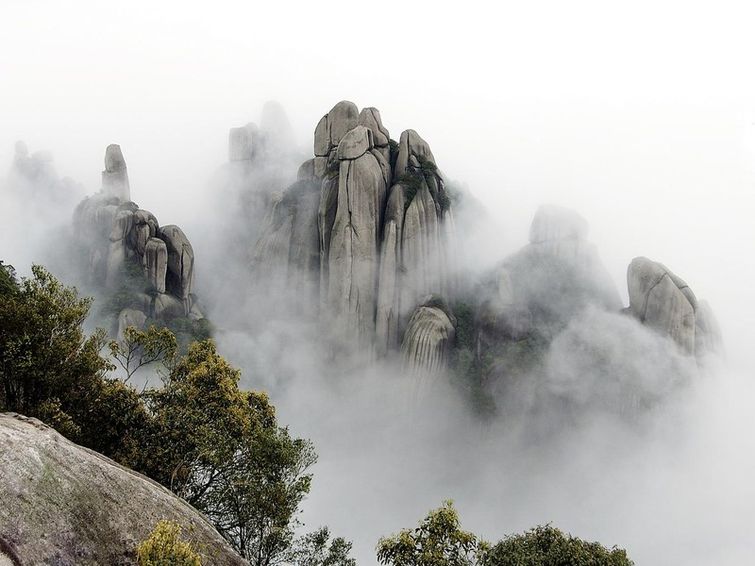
[[398, 172, 424, 212], [137, 520, 201, 566], [479, 524, 633, 566]]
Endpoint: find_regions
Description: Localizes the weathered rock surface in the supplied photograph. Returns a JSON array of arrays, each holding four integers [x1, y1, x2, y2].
[[117, 308, 147, 339], [143, 237, 168, 293], [73, 146, 203, 328], [376, 129, 455, 355], [627, 257, 719, 360], [229, 123, 259, 162], [247, 101, 456, 355], [158, 225, 195, 303], [102, 144, 130, 201], [0, 413, 246, 566], [401, 298, 456, 375]]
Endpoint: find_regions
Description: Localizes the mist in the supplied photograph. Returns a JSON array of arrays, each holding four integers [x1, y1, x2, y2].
[[2, 2, 755, 565]]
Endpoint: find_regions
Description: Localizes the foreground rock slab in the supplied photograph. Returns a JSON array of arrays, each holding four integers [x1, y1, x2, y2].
[[0, 413, 246, 566]]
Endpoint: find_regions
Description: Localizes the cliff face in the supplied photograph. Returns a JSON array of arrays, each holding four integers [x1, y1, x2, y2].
[[247, 101, 455, 359], [73, 145, 203, 336], [0, 413, 246, 566]]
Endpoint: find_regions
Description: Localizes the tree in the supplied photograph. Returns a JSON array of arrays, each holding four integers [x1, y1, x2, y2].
[[377, 501, 479, 566], [378, 504, 634, 566], [137, 520, 201, 566], [0, 264, 111, 435], [478, 524, 633, 566], [0, 263, 318, 565], [109, 324, 177, 383], [140, 340, 317, 566], [286, 527, 356, 566]]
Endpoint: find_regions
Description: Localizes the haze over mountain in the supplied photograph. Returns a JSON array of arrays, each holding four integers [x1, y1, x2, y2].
[[2, 2, 755, 565]]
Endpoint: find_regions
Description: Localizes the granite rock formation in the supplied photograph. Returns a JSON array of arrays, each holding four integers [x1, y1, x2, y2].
[[73, 145, 202, 333], [627, 257, 721, 360], [401, 297, 456, 376], [480, 205, 621, 345], [0, 412, 246, 566], [247, 101, 455, 360]]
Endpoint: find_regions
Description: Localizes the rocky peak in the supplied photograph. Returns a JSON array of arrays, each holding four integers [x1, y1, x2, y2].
[[248, 101, 455, 359], [102, 144, 130, 201], [74, 145, 203, 336]]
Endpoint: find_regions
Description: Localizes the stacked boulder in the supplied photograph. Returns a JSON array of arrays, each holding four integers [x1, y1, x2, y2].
[[247, 101, 455, 360], [73, 145, 202, 336], [626, 257, 721, 361]]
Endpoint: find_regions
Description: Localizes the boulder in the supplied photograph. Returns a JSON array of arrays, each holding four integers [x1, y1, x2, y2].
[[101, 144, 130, 201], [393, 129, 437, 182], [153, 293, 186, 319], [336, 126, 374, 160], [695, 299, 723, 359], [313, 101, 359, 162], [157, 225, 195, 302], [627, 257, 697, 355], [0, 413, 246, 566], [229, 123, 259, 162], [143, 237, 167, 293], [401, 300, 456, 375], [117, 308, 147, 339], [358, 107, 390, 148]]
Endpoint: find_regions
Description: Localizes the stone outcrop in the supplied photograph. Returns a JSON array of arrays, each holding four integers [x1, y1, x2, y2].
[[401, 298, 456, 375], [102, 144, 130, 201], [377, 129, 454, 355], [0, 413, 246, 566], [73, 146, 203, 332], [627, 257, 719, 360], [481, 205, 621, 343], [248, 101, 455, 359]]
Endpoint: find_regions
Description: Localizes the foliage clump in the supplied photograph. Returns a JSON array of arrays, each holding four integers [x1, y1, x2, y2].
[[378, 502, 634, 566], [377, 501, 479, 566], [286, 527, 357, 566], [478, 524, 633, 566], [137, 520, 201, 566], [0, 264, 112, 438]]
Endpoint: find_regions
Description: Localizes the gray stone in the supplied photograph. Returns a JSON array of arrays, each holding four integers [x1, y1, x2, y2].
[[153, 292, 186, 319], [401, 301, 456, 375], [627, 257, 697, 355], [297, 158, 315, 180], [529, 205, 588, 246], [695, 299, 723, 360], [336, 126, 374, 160], [143, 237, 168, 293], [394, 129, 437, 182], [358, 107, 390, 147], [0, 413, 247, 566], [229, 123, 259, 161], [158, 225, 195, 302], [117, 308, 147, 339], [324, 146, 387, 347], [314, 115, 330, 157], [326, 100, 359, 146], [102, 144, 130, 201]]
